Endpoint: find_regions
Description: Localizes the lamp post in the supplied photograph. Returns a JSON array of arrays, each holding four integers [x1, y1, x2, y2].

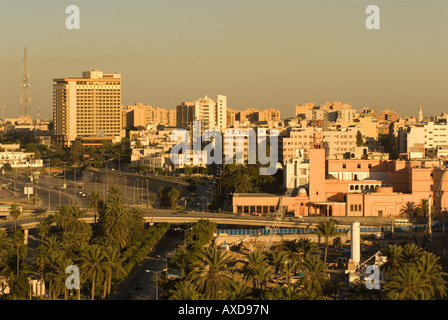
[[145, 268, 167, 300], [428, 194, 432, 243], [46, 159, 51, 212]]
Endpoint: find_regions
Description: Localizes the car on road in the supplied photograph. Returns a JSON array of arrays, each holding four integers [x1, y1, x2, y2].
[[126, 291, 137, 299], [134, 282, 143, 290], [176, 211, 188, 215]]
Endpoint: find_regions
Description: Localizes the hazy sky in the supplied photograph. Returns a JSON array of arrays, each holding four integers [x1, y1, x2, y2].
[[1, 0, 448, 119]]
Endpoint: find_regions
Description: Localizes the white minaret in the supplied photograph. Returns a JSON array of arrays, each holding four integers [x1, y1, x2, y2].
[[350, 221, 361, 267], [418, 104, 423, 122]]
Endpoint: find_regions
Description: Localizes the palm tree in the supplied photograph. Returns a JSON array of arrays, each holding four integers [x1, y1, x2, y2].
[[235, 174, 254, 193], [226, 279, 253, 300], [314, 220, 342, 273], [284, 259, 299, 287], [168, 280, 203, 300], [9, 204, 22, 231], [102, 246, 126, 298], [401, 243, 423, 262], [384, 266, 432, 300], [243, 251, 269, 289], [108, 185, 121, 198], [105, 193, 125, 213], [0, 230, 12, 272], [281, 239, 300, 261], [36, 220, 51, 245], [345, 280, 381, 300], [13, 230, 24, 276], [167, 188, 181, 207], [187, 247, 233, 299], [87, 191, 101, 223], [79, 245, 106, 300], [400, 201, 416, 218], [103, 206, 130, 249], [296, 238, 321, 262], [252, 264, 272, 290], [415, 251, 447, 299], [380, 244, 403, 277], [269, 250, 288, 286], [299, 255, 329, 299], [415, 199, 429, 218], [65, 207, 92, 240]]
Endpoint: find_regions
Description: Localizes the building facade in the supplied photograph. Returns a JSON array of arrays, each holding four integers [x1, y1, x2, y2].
[[53, 69, 123, 146]]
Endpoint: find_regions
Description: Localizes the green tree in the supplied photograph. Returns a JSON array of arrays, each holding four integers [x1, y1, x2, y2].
[[313, 220, 342, 273], [380, 244, 403, 277], [87, 190, 101, 223], [187, 247, 233, 299], [36, 220, 51, 245], [168, 280, 204, 300], [102, 246, 126, 299], [384, 266, 432, 300], [79, 245, 106, 300], [235, 173, 254, 193], [102, 206, 130, 249], [415, 199, 429, 218], [299, 255, 329, 299], [9, 204, 22, 231], [269, 250, 288, 286], [356, 130, 364, 147], [243, 251, 269, 289]]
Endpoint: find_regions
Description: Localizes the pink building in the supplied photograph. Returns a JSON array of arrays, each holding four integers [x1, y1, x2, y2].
[[233, 131, 448, 218]]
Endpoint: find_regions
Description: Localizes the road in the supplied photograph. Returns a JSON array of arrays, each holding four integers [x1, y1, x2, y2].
[[111, 228, 184, 300]]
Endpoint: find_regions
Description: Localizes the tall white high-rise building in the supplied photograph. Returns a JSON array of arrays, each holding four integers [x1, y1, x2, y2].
[[53, 69, 123, 146], [216, 94, 227, 130], [177, 94, 227, 131]]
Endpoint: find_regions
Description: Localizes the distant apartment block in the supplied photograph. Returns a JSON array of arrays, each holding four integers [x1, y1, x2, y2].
[[398, 121, 448, 159], [0, 151, 43, 168], [281, 126, 362, 162], [125, 103, 176, 129], [53, 69, 123, 146], [176, 95, 227, 131]]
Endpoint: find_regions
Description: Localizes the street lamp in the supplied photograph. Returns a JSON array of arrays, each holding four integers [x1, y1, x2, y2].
[[145, 268, 167, 300], [428, 194, 432, 243], [46, 159, 51, 212]]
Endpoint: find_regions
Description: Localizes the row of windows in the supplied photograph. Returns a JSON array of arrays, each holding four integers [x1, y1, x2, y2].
[[342, 163, 373, 169], [350, 204, 362, 211]]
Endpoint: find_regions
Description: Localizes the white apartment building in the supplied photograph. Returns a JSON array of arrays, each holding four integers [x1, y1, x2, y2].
[[283, 158, 310, 190], [399, 122, 448, 159], [0, 152, 43, 168], [177, 94, 227, 131], [53, 69, 123, 146]]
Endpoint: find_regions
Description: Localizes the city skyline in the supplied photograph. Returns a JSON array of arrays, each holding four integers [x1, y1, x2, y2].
[[1, 0, 448, 119]]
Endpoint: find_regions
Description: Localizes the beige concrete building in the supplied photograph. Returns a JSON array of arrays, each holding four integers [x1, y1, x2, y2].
[[176, 95, 227, 131], [53, 69, 123, 146], [125, 103, 176, 128]]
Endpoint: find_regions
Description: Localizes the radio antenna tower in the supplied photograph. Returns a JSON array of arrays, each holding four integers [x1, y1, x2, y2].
[[20, 47, 31, 117], [1, 98, 5, 121]]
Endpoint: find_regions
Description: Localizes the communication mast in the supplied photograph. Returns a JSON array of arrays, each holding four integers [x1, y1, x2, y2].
[[1, 98, 5, 121], [20, 47, 31, 117]]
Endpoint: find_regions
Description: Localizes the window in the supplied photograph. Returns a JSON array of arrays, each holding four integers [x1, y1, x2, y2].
[[357, 164, 361, 169], [342, 164, 346, 169], [350, 204, 354, 211], [368, 164, 372, 169]]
